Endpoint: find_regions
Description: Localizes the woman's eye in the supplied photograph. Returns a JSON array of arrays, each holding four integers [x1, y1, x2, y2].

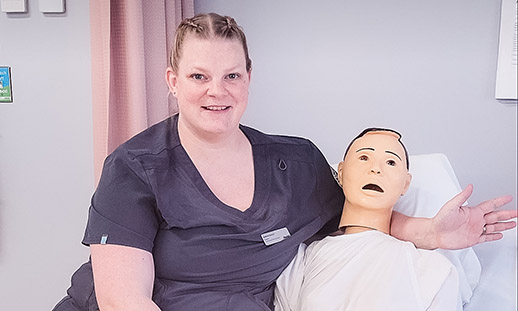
[[191, 73, 205, 80], [359, 155, 368, 161], [386, 160, 396, 166], [227, 73, 240, 79]]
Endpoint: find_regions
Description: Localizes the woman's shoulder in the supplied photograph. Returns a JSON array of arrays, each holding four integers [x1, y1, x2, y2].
[[113, 116, 180, 158], [240, 124, 313, 147], [240, 124, 326, 165]]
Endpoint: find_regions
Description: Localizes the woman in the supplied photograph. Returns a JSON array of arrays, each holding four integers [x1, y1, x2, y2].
[[53, 13, 516, 311]]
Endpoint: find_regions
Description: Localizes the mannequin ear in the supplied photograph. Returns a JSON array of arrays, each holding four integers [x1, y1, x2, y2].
[[337, 161, 345, 187], [401, 173, 412, 196], [165, 67, 178, 96]]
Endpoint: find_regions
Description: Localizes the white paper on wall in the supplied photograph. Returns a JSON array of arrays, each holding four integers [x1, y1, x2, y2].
[[495, 0, 518, 100]]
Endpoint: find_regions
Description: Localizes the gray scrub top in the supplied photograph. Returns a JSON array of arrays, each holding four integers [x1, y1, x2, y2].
[[54, 114, 343, 311]]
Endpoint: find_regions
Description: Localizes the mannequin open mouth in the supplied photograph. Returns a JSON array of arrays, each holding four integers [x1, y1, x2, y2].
[[362, 184, 384, 193]]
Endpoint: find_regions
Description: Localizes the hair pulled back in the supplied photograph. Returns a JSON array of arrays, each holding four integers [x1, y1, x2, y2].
[[170, 13, 252, 73]]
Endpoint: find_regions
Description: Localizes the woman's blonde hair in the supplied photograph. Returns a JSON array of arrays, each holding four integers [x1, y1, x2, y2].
[[170, 13, 252, 73]]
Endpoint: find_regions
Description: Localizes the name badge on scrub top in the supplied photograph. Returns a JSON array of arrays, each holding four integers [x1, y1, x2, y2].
[[261, 227, 291, 246]]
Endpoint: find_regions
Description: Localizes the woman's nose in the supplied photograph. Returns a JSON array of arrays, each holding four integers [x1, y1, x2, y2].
[[207, 80, 228, 97]]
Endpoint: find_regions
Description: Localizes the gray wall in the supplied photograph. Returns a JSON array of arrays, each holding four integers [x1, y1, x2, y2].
[[0, 0, 516, 310], [0, 1, 92, 309], [195, 0, 517, 207]]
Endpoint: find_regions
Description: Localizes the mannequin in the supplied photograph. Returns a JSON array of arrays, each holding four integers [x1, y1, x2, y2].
[[337, 128, 411, 234], [274, 128, 461, 311]]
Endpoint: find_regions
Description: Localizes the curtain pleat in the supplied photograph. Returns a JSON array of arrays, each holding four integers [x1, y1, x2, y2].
[[89, 0, 194, 184]]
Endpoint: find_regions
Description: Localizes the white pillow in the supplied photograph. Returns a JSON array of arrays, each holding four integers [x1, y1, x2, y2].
[[331, 153, 481, 305], [394, 153, 466, 217]]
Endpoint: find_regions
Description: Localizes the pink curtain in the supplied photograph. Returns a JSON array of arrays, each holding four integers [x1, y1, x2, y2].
[[89, 0, 194, 184]]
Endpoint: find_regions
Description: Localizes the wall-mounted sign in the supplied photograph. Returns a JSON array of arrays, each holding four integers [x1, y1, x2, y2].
[[0, 66, 13, 103]]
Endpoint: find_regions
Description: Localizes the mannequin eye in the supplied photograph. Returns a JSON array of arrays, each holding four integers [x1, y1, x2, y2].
[[359, 155, 368, 161], [386, 159, 396, 166]]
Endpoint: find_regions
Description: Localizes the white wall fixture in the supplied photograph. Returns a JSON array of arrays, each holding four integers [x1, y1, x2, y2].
[[495, 0, 518, 100], [1, 0, 27, 13], [39, 0, 64, 13]]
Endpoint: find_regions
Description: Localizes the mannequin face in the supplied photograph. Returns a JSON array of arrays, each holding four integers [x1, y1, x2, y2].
[[338, 131, 411, 210]]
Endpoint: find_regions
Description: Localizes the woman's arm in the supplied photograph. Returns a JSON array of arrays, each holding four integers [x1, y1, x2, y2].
[[390, 212, 435, 248], [91, 244, 160, 311], [391, 184, 516, 249]]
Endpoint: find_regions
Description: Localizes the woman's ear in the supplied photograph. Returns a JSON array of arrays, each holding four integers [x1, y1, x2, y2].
[[337, 161, 344, 187], [165, 67, 178, 96], [401, 173, 412, 196]]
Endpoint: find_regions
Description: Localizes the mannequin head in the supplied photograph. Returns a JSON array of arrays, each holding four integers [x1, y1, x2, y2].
[[337, 128, 412, 233]]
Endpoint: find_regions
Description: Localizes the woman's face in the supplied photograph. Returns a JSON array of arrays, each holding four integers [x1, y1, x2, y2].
[[167, 35, 251, 139]]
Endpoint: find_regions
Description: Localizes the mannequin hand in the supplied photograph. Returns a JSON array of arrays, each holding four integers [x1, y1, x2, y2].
[[432, 184, 516, 249]]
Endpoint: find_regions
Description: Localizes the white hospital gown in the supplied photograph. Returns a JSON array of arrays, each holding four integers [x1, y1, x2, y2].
[[275, 230, 460, 311]]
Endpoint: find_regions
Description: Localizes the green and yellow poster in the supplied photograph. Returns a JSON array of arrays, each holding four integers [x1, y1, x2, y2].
[[0, 67, 13, 103]]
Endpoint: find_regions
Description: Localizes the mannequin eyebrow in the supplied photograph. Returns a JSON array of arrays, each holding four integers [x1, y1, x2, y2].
[[356, 147, 375, 152], [386, 150, 402, 161], [356, 147, 402, 161]]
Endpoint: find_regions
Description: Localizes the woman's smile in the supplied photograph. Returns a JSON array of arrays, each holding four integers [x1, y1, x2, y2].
[[202, 105, 231, 111]]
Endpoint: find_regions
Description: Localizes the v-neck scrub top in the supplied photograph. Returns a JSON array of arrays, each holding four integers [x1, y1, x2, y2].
[[54, 114, 343, 311]]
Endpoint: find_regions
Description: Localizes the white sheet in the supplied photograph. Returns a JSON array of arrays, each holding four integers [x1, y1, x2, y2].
[[275, 231, 461, 311], [463, 227, 517, 311]]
